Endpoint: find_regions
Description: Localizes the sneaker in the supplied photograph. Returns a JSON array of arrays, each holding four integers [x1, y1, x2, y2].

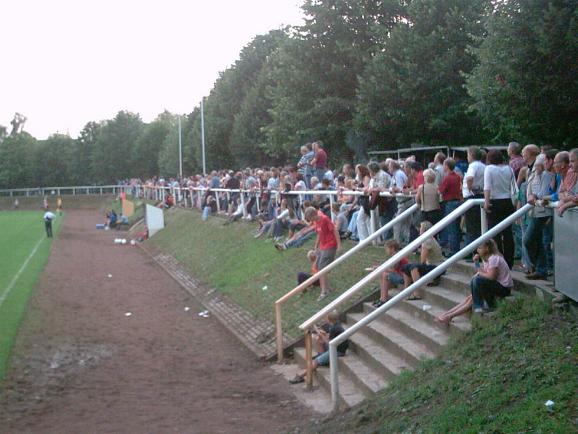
[[274, 243, 286, 251], [317, 292, 329, 301], [289, 375, 305, 384], [372, 299, 385, 308], [473, 307, 483, 314]]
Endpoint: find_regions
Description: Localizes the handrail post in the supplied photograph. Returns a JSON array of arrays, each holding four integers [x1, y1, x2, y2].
[[240, 191, 247, 218], [329, 342, 339, 411], [480, 205, 488, 234], [275, 302, 284, 362], [305, 330, 313, 389], [370, 209, 379, 245]]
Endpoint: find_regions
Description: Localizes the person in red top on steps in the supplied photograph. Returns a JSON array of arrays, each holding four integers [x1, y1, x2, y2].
[[438, 158, 463, 255], [304, 206, 341, 301], [372, 239, 409, 307]]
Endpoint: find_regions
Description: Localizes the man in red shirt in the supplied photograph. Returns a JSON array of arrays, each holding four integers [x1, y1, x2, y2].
[[438, 158, 463, 255], [304, 206, 341, 301]]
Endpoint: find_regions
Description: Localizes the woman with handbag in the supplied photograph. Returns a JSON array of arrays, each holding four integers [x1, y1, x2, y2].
[[483, 150, 517, 268]]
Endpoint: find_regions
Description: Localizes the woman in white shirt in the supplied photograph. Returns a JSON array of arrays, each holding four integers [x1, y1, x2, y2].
[[483, 150, 516, 268]]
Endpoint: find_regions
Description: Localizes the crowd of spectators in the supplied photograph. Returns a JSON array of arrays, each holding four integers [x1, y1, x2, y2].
[[120, 142, 578, 323]]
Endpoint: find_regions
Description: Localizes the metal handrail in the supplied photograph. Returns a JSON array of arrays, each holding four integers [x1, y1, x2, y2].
[[326, 203, 533, 410], [273, 203, 419, 361], [296, 198, 485, 389], [299, 199, 485, 331]]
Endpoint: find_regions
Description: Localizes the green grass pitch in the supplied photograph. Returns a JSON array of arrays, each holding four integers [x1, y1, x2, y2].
[[0, 211, 61, 380]]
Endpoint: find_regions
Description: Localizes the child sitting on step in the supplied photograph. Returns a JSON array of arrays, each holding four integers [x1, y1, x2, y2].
[[372, 240, 409, 308], [289, 310, 349, 384], [401, 220, 445, 300]]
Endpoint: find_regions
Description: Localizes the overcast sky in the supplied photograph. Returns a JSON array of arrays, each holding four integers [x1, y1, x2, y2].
[[0, 0, 304, 139]]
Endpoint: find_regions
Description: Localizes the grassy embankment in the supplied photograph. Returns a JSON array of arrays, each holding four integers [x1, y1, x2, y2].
[[0, 211, 62, 380], [148, 208, 576, 432], [148, 208, 389, 341], [310, 298, 577, 433]]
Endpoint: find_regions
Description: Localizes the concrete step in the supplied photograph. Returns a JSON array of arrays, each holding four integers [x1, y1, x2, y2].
[[294, 348, 365, 408], [439, 272, 471, 295], [347, 312, 436, 367], [422, 285, 467, 311], [337, 350, 388, 397], [348, 331, 412, 381], [391, 299, 472, 337], [367, 305, 450, 353]]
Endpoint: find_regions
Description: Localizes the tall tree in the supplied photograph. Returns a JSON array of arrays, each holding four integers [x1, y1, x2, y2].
[[157, 113, 181, 177], [466, 0, 578, 145], [32, 134, 75, 186], [133, 111, 173, 178], [355, 0, 489, 149], [0, 132, 36, 188], [73, 121, 101, 184], [201, 30, 288, 170], [91, 111, 144, 183], [265, 0, 408, 161]]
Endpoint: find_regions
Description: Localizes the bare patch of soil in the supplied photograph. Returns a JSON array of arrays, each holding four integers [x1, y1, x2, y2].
[[0, 210, 312, 433]]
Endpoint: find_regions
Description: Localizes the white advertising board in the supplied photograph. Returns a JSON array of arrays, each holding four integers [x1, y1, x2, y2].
[[145, 204, 165, 237]]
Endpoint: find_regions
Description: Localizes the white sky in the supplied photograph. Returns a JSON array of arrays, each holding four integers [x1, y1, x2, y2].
[[0, 0, 304, 139]]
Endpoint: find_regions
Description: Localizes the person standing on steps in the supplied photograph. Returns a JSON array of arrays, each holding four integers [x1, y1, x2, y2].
[[304, 206, 341, 301], [43, 207, 56, 238]]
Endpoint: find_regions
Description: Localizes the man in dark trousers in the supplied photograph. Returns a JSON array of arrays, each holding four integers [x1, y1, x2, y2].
[[43, 207, 56, 238]]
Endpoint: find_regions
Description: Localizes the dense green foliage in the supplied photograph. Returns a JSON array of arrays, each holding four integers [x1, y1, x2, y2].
[[0, 211, 61, 380], [1, 0, 575, 187]]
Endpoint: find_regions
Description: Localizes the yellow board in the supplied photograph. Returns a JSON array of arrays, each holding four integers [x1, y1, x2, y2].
[[122, 199, 135, 217]]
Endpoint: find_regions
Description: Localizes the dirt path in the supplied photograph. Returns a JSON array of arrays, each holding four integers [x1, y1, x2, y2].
[[0, 210, 312, 433]]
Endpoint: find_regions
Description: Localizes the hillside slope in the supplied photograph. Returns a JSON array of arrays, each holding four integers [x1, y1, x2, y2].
[[147, 208, 388, 343], [307, 299, 577, 433]]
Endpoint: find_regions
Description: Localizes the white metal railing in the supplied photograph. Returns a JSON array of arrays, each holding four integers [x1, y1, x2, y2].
[[274, 203, 419, 361], [325, 203, 533, 410], [0, 185, 128, 197], [299, 199, 486, 331]]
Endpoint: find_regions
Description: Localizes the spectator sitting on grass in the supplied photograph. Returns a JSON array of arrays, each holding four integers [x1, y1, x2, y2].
[[401, 221, 444, 300], [289, 310, 349, 384], [372, 240, 410, 308], [304, 206, 341, 301], [275, 223, 316, 251], [106, 209, 118, 228], [331, 202, 349, 239], [436, 239, 513, 324], [297, 250, 320, 293]]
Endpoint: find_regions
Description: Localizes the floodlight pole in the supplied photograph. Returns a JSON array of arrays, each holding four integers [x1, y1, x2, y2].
[[178, 115, 183, 178], [201, 97, 206, 175]]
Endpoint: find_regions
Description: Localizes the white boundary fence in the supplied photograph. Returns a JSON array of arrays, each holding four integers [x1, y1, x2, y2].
[[0, 185, 125, 197]]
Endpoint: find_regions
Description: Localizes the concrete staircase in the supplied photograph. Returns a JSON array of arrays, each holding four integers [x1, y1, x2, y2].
[[289, 263, 475, 410]]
